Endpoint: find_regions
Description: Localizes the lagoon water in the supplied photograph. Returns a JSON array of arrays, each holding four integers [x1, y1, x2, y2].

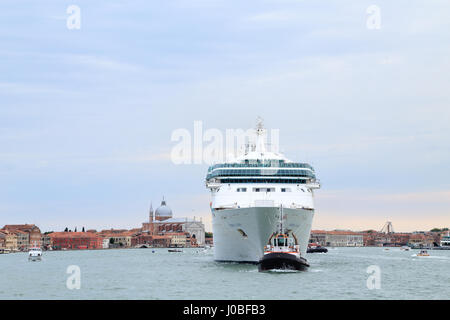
[[1, 247, 449, 299]]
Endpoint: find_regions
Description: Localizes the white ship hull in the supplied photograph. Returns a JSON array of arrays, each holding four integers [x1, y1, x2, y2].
[[212, 206, 314, 263]]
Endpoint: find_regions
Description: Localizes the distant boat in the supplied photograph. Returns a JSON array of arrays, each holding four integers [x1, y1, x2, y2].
[[417, 250, 430, 257], [307, 243, 328, 253], [28, 243, 42, 261], [400, 246, 410, 251], [168, 249, 182, 252]]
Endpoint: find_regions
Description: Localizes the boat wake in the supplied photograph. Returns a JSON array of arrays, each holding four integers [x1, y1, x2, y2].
[[411, 254, 449, 260], [265, 269, 302, 273]]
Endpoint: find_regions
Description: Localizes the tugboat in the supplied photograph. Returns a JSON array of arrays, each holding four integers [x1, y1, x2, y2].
[[28, 242, 42, 261], [258, 206, 309, 272]]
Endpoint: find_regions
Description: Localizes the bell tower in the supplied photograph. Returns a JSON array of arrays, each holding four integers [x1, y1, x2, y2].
[[149, 202, 154, 235], [149, 202, 154, 223]]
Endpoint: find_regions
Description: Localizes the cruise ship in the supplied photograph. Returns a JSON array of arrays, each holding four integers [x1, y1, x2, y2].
[[205, 120, 320, 263]]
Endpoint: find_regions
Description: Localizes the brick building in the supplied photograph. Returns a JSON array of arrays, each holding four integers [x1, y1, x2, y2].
[[49, 232, 103, 250]]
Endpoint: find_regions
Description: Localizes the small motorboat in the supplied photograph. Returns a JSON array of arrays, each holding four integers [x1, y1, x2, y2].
[[258, 205, 309, 272], [28, 243, 42, 261], [307, 243, 328, 253], [417, 250, 430, 257], [400, 246, 410, 251]]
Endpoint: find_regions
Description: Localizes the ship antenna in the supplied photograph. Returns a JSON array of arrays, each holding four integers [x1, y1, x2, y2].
[[255, 117, 266, 153]]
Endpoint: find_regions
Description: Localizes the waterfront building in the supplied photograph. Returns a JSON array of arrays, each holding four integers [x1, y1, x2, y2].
[[1, 224, 42, 249], [309, 230, 364, 247], [3, 230, 18, 251], [151, 235, 172, 247], [165, 232, 188, 247], [41, 233, 52, 250], [49, 232, 103, 250], [99, 230, 134, 248], [14, 230, 29, 251], [408, 233, 435, 248], [325, 231, 364, 247], [309, 230, 327, 246], [102, 238, 110, 249], [131, 233, 153, 247], [0, 231, 6, 248]]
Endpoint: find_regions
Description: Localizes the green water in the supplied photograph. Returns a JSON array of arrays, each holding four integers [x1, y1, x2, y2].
[[1, 247, 449, 299]]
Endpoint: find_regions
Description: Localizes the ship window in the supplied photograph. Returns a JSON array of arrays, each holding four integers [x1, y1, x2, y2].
[[253, 187, 275, 192], [237, 188, 247, 192], [281, 188, 291, 192]]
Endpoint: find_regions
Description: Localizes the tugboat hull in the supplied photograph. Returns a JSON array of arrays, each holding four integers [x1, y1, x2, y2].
[[258, 253, 309, 272]]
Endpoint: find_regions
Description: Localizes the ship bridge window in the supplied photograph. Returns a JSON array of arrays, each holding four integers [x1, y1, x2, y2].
[[253, 187, 275, 192], [281, 188, 291, 192], [236, 188, 247, 192]]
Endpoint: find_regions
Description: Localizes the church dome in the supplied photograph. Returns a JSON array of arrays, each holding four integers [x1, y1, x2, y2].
[[155, 198, 172, 220]]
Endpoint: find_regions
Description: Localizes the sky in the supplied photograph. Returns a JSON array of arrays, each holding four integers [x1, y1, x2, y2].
[[0, 0, 449, 233]]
